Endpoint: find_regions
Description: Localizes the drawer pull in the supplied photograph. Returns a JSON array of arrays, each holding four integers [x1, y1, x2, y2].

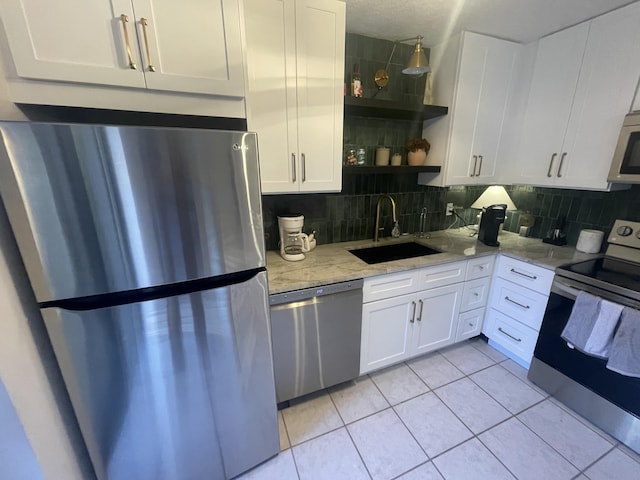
[[505, 296, 530, 310], [417, 299, 424, 322], [410, 301, 416, 323], [510, 268, 537, 280], [498, 327, 522, 342]]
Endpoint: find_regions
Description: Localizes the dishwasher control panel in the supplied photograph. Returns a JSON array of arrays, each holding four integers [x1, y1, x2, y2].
[[269, 278, 364, 306]]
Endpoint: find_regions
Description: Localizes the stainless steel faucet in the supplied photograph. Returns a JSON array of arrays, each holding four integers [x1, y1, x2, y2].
[[374, 194, 397, 242]]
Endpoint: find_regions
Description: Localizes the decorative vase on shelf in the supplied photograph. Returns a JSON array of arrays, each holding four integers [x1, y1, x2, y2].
[[406, 138, 430, 166], [407, 149, 427, 166]]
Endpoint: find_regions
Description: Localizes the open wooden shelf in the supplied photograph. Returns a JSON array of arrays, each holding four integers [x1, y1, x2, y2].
[[342, 165, 441, 174], [343, 96, 448, 121]]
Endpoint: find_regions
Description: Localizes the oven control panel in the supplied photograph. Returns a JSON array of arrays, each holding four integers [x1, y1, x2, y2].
[[608, 219, 640, 247]]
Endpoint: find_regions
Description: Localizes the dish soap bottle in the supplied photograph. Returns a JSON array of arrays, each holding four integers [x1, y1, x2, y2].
[[391, 221, 401, 238]]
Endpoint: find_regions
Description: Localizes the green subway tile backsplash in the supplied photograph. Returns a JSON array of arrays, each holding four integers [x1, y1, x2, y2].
[[262, 180, 640, 251]]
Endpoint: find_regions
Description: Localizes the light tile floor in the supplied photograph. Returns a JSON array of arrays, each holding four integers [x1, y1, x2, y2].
[[239, 338, 640, 480]]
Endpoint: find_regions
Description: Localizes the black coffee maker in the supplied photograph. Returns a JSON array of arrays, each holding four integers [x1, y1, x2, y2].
[[478, 204, 507, 246]]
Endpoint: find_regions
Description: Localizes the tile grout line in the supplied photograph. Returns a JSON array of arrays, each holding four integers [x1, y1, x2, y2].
[[367, 368, 435, 478], [326, 386, 375, 480]]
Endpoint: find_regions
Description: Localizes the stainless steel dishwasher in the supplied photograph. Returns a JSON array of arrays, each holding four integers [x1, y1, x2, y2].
[[269, 279, 363, 403]]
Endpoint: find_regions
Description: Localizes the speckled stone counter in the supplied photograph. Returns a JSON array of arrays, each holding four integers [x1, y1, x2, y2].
[[266, 229, 600, 294]]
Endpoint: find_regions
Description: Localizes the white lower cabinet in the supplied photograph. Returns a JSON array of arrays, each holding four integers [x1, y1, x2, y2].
[[360, 294, 416, 373], [484, 256, 552, 367], [360, 261, 467, 375], [413, 284, 463, 355]]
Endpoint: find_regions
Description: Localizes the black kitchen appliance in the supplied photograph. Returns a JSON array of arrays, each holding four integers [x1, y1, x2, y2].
[[477, 204, 507, 246], [529, 219, 640, 454]]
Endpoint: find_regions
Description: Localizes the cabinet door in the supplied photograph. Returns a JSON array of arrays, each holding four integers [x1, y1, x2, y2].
[[472, 38, 519, 183], [132, 0, 245, 96], [245, 0, 298, 193], [295, 0, 345, 192], [360, 294, 415, 374], [558, 2, 640, 190], [446, 33, 519, 185], [413, 283, 462, 356], [517, 23, 589, 185], [0, 0, 145, 88]]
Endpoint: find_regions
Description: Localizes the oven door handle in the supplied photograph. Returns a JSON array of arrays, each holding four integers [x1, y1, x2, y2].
[[552, 277, 640, 309]]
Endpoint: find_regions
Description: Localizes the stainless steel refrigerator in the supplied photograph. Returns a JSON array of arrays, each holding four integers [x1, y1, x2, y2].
[[0, 122, 278, 480]]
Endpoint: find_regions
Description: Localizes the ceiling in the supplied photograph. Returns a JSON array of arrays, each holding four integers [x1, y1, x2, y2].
[[344, 0, 638, 46]]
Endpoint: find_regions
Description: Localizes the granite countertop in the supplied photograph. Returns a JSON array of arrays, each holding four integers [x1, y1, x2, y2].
[[266, 228, 600, 294]]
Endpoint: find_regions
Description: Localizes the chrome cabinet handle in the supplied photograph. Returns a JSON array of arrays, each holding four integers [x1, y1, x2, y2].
[[119, 14, 137, 69], [410, 301, 416, 323], [140, 18, 156, 72], [547, 153, 557, 177], [510, 268, 537, 280], [291, 153, 296, 182], [301, 153, 306, 182], [470, 155, 478, 177], [476, 155, 483, 176], [498, 327, 522, 342], [505, 296, 530, 310], [416, 299, 424, 322], [557, 152, 567, 177]]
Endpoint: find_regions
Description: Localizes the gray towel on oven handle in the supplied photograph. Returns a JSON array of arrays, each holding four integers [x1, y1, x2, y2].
[[561, 291, 603, 356], [584, 298, 624, 358], [606, 307, 640, 378]]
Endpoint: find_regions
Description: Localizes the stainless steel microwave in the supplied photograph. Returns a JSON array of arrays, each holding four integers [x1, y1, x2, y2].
[[608, 112, 640, 183]]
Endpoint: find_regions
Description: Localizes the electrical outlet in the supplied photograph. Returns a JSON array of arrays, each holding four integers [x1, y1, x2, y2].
[[446, 202, 454, 216]]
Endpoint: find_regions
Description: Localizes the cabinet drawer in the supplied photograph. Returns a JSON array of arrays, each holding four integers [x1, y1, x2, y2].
[[495, 255, 554, 295], [456, 308, 485, 342], [489, 278, 549, 330], [416, 261, 467, 290], [363, 270, 419, 303], [460, 277, 491, 312], [485, 308, 538, 365], [466, 255, 495, 280]]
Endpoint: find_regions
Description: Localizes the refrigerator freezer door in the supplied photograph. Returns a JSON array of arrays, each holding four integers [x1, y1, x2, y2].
[[42, 271, 277, 480], [0, 123, 265, 303]]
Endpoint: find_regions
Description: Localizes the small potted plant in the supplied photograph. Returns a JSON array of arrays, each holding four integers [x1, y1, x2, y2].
[[406, 138, 430, 166]]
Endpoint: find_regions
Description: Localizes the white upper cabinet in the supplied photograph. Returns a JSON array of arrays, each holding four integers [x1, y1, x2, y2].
[[419, 32, 520, 187], [515, 2, 640, 190], [0, 0, 245, 97], [245, 0, 345, 194]]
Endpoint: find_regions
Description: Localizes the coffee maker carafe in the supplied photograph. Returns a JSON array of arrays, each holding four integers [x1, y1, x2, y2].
[[278, 215, 310, 261], [477, 204, 507, 247]]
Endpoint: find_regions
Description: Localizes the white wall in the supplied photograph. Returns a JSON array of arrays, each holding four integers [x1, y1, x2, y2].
[[0, 49, 93, 479]]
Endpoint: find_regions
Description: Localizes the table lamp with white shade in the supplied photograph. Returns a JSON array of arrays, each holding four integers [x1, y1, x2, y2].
[[470, 186, 517, 246]]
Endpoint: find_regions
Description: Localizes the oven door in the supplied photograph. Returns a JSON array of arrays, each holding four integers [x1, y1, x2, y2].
[[533, 276, 640, 417]]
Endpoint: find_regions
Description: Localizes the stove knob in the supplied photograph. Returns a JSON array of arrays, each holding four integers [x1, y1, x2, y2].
[[617, 225, 633, 236]]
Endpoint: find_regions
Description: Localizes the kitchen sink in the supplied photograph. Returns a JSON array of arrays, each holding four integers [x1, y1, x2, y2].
[[348, 241, 442, 264]]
